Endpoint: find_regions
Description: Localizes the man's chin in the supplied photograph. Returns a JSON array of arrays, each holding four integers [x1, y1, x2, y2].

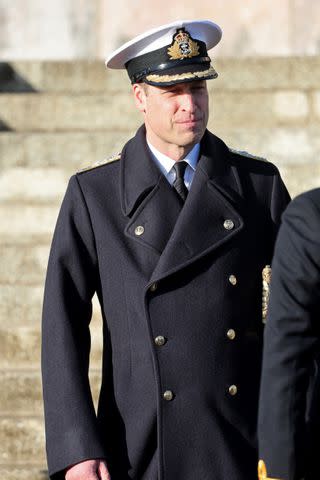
[[177, 128, 205, 146]]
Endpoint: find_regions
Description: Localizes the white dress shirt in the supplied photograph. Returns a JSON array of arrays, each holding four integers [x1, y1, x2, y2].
[[147, 141, 200, 191]]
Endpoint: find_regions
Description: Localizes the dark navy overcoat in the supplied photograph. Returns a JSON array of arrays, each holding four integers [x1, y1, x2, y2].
[[42, 126, 290, 480], [259, 189, 320, 480]]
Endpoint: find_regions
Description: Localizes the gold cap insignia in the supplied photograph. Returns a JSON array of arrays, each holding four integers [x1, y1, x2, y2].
[[262, 265, 272, 323], [167, 28, 200, 60]]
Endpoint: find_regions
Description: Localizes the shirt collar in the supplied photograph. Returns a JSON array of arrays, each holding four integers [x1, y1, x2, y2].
[[147, 140, 200, 176], [184, 143, 200, 171]]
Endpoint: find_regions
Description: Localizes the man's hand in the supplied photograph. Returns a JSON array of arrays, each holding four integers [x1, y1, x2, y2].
[[65, 459, 111, 480]]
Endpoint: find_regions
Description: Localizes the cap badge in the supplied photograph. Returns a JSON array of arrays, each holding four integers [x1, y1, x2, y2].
[[167, 28, 200, 60]]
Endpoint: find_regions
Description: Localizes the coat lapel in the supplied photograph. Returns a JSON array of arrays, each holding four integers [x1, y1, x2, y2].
[[121, 126, 183, 255], [121, 127, 245, 283], [150, 131, 245, 282]]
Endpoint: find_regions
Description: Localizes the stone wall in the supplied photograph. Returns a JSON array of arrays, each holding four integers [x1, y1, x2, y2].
[[0, 57, 319, 478], [1, 0, 320, 59]]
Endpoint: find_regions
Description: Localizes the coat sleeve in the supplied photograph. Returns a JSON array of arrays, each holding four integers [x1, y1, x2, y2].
[[42, 175, 107, 478], [258, 191, 320, 480]]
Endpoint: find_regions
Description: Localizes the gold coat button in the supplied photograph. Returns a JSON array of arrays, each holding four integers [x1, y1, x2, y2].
[[227, 329, 236, 340], [229, 275, 237, 286], [228, 385, 238, 396], [163, 390, 174, 401], [223, 219, 234, 230], [155, 335, 166, 346], [150, 282, 158, 292], [134, 225, 145, 236]]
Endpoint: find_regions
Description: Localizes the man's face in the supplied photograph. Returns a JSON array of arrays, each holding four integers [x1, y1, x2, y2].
[[133, 80, 209, 154]]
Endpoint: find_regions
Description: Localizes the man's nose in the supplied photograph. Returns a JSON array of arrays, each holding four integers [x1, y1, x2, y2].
[[180, 93, 196, 112]]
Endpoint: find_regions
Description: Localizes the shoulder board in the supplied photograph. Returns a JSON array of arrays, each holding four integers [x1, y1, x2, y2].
[[78, 153, 121, 173], [228, 148, 268, 163]]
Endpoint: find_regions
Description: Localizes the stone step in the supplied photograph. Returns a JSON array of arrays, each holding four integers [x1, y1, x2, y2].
[[1, 325, 42, 367], [0, 168, 69, 204], [0, 310, 103, 368], [0, 417, 46, 465], [0, 285, 105, 328], [1, 245, 50, 285], [0, 285, 45, 326], [0, 131, 133, 171], [0, 467, 48, 480], [9, 61, 127, 94], [0, 160, 319, 272], [1, 127, 319, 174], [0, 368, 101, 415], [0, 163, 318, 243], [1, 325, 103, 368], [9, 57, 320, 93], [0, 128, 319, 204], [0, 92, 140, 132], [0, 89, 318, 132], [279, 162, 320, 198], [0, 205, 58, 244], [0, 370, 45, 415]]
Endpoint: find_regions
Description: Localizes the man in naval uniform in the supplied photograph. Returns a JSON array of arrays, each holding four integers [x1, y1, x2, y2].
[[258, 189, 320, 480], [42, 19, 290, 480]]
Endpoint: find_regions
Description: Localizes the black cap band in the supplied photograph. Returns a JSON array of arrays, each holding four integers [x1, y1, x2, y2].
[[126, 38, 210, 84]]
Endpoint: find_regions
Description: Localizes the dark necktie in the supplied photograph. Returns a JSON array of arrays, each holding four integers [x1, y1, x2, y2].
[[172, 161, 188, 202]]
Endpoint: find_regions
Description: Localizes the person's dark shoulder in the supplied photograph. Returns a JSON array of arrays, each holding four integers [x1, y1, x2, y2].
[[228, 148, 279, 177], [277, 189, 320, 264], [75, 152, 121, 185], [203, 130, 279, 177], [290, 188, 320, 208], [284, 187, 320, 219]]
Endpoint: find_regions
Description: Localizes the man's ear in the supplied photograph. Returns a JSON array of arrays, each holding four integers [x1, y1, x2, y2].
[[132, 83, 147, 113]]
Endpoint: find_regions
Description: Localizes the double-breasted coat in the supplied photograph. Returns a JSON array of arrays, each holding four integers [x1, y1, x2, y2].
[[42, 126, 290, 480], [258, 189, 320, 480]]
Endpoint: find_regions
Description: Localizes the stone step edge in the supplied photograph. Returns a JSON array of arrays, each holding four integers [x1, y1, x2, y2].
[[0, 366, 101, 375], [0, 465, 47, 470], [0, 464, 47, 468], [0, 239, 52, 246], [9, 57, 320, 92], [0, 414, 44, 418]]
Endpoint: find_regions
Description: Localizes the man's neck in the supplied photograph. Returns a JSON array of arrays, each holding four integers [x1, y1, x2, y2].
[[146, 135, 195, 162]]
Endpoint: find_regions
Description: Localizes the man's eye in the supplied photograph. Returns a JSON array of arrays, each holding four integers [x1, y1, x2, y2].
[[163, 90, 177, 95]]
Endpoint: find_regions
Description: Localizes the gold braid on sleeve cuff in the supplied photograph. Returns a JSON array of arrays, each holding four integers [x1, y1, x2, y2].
[[258, 460, 283, 480]]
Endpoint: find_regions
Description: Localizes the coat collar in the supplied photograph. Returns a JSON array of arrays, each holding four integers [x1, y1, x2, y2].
[[120, 126, 243, 216], [120, 125, 161, 217], [197, 129, 242, 192], [121, 126, 245, 282]]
